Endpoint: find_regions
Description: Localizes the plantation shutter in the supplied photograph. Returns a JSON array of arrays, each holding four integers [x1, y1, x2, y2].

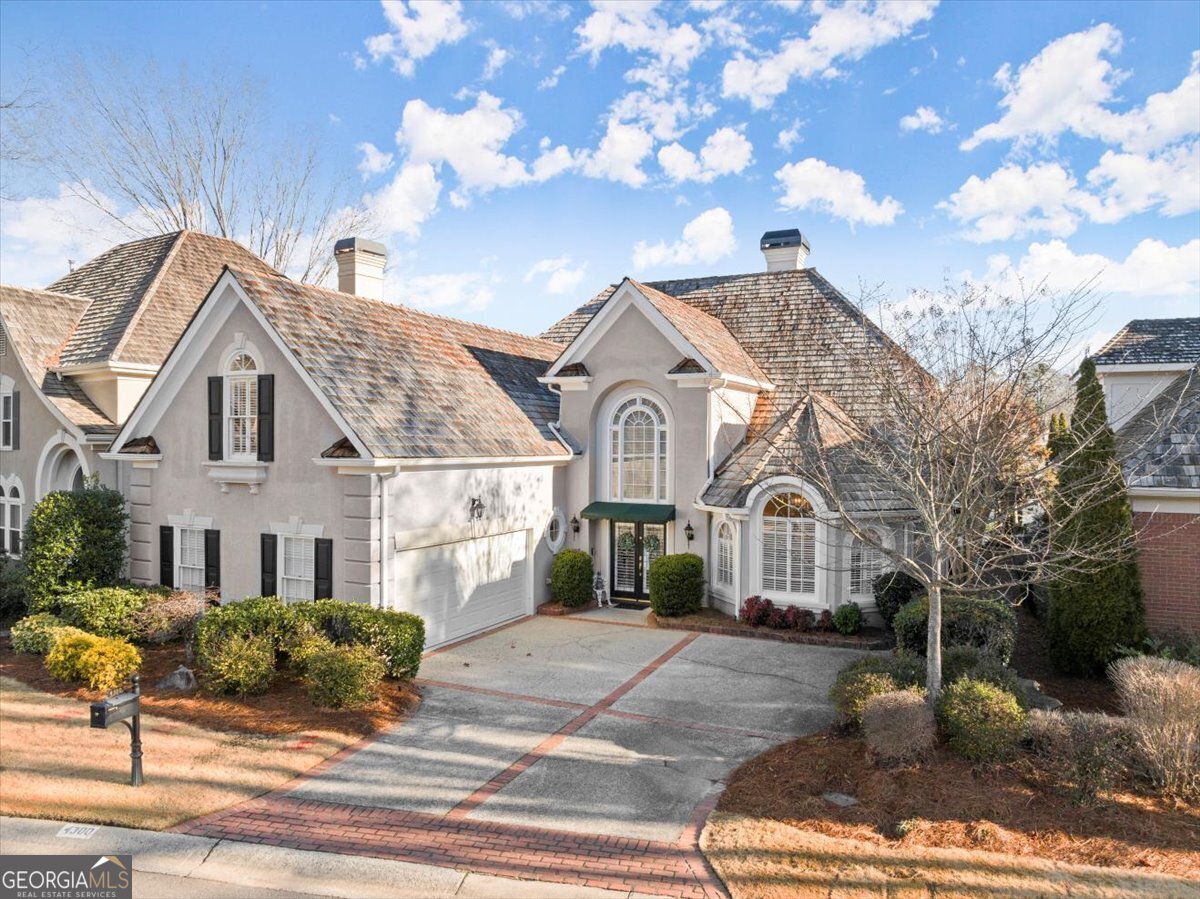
[[256, 374, 274, 462], [207, 376, 223, 460], [10, 390, 17, 450], [159, 525, 174, 587], [204, 529, 221, 592], [261, 533, 277, 597], [761, 519, 786, 592], [791, 519, 816, 594], [314, 537, 333, 599]]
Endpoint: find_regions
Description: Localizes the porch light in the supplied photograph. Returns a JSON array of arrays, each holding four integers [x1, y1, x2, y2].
[[570, 515, 581, 534], [684, 520, 695, 544]]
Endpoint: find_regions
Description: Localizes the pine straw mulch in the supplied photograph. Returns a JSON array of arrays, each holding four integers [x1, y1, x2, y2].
[[649, 607, 894, 649], [1008, 603, 1118, 713], [0, 637, 420, 737], [717, 730, 1200, 880]]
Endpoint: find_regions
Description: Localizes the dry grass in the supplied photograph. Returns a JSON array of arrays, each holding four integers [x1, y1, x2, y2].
[[0, 676, 360, 830], [702, 812, 1200, 899], [717, 730, 1200, 879]]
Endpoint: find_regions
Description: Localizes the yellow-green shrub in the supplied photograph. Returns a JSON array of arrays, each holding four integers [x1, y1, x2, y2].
[[45, 632, 102, 683], [45, 631, 140, 692], [305, 645, 385, 709], [10, 613, 68, 655], [198, 632, 276, 697], [937, 678, 1027, 763]]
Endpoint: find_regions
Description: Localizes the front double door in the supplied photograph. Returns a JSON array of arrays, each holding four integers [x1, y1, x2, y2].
[[611, 521, 666, 601]]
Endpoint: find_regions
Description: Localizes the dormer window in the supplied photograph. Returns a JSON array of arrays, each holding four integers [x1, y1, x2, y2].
[[226, 352, 259, 458]]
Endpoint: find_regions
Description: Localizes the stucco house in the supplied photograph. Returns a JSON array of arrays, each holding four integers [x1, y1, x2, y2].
[[1097, 318, 1200, 636], [0, 231, 277, 557]]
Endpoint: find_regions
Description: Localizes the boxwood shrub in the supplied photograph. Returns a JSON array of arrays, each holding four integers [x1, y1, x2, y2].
[[872, 570, 925, 626], [832, 602, 863, 635], [550, 549, 593, 608], [295, 599, 425, 679], [199, 632, 276, 697], [195, 596, 298, 661], [55, 587, 153, 640], [937, 677, 1027, 763], [830, 655, 927, 726], [648, 553, 704, 617], [893, 594, 1017, 664], [305, 645, 386, 709]]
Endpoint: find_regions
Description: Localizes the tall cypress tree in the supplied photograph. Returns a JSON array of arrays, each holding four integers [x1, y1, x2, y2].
[[1047, 412, 1072, 460], [1047, 358, 1146, 674]]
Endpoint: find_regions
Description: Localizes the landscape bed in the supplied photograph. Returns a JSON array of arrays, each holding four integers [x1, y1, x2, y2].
[[649, 607, 894, 649]]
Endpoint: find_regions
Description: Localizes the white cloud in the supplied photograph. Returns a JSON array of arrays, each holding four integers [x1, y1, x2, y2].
[[355, 142, 395, 180], [396, 93, 572, 203], [500, 0, 570, 20], [979, 238, 1200, 299], [961, 26, 1200, 153], [939, 162, 1090, 243], [899, 105, 944, 133], [577, 0, 706, 91], [608, 89, 700, 142], [524, 255, 589, 294], [366, 162, 441, 239], [1086, 142, 1200, 221], [722, 0, 939, 109], [775, 158, 902, 226], [577, 117, 655, 187], [776, 120, 804, 150], [538, 65, 566, 90], [482, 43, 510, 80], [392, 270, 496, 311], [364, 0, 470, 77], [658, 126, 753, 183], [632, 206, 736, 270]]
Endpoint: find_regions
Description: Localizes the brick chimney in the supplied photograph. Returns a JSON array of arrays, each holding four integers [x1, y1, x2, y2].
[[334, 237, 386, 300], [760, 229, 810, 271]]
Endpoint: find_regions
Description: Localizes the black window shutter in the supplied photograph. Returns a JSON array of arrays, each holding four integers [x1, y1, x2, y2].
[[204, 529, 221, 593], [159, 526, 174, 587], [257, 374, 274, 462], [314, 537, 333, 599], [261, 533, 277, 597], [207, 377, 223, 460], [10, 391, 18, 450]]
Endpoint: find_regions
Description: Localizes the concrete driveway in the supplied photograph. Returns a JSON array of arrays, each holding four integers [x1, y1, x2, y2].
[[289, 616, 866, 844]]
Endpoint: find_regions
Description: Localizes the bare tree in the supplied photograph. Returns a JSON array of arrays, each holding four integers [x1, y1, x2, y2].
[[33, 59, 372, 283], [751, 279, 1182, 699]]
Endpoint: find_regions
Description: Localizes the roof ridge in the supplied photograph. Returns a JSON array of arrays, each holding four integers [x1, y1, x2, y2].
[[229, 267, 561, 353], [108, 230, 187, 362]]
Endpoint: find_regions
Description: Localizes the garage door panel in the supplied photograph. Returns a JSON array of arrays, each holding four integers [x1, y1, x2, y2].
[[395, 530, 530, 648]]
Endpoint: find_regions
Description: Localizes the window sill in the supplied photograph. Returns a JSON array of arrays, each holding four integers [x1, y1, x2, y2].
[[204, 459, 268, 494]]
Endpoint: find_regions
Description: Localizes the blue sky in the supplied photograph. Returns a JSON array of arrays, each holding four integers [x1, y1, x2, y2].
[[1, 0, 1197, 348]]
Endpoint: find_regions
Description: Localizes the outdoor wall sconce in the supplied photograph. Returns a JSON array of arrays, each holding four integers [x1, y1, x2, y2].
[[684, 520, 695, 544], [571, 515, 581, 534], [469, 497, 485, 521]]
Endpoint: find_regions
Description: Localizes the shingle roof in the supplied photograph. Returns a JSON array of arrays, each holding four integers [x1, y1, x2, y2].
[[0, 285, 117, 435], [543, 269, 906, 427], [1118, 366, 1200, 491], [229, 269, 570, 460], [701, 393, 912, 513], [50, 231, 279, 367], [1093, 318, 1200, 367]]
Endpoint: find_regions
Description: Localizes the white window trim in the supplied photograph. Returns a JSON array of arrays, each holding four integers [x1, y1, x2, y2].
[[175, 526, 207, 592], [269, 516, 325, 538], [847, 525, 894, 598], [278, 533, 316, 604], [600, 387, 674, 505], [1, 474, 25, 558], [749, 478, 830, 609], [712, 518, 738, 596], [166, 511, 215, 592], [220, 334, 264, 463], [545, 507, 567, 553]]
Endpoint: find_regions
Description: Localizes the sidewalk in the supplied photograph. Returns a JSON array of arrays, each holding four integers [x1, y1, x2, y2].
[[0, 816, 655, 899]]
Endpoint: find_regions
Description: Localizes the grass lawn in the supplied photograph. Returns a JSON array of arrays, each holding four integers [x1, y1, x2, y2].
[[702, 812, 1200, 899]]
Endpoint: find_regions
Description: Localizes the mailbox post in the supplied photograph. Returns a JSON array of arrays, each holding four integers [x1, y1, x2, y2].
[[90, 675, 143, 787]]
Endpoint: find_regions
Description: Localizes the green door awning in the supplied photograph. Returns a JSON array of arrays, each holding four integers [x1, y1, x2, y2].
[[580, 502, 676, 524]]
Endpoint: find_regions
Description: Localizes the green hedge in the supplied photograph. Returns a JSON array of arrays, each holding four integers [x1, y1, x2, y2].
[[872, 570, 925, 626], [829, 655, 927, 726], [937, 678, 1027, 762], [55, 587, 153, 640], [23, 483, 128, 608], [295, 599, 425, 679], [893, 594, 1017, 664], [832, 602, 863, 635], [0, 557, 28, 621], [648, 553, 704, 617], [305, 645, 386, 708], [194, 596, 298, 660], [199, 632, 276, 697], [550, 549, 593, 608]]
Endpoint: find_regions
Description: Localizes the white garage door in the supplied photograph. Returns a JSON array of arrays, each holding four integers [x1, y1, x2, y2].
[[393, 530, 531, 649]]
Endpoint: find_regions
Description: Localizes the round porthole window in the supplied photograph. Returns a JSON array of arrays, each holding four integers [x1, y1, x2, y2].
[[545, 508, 567, 553]]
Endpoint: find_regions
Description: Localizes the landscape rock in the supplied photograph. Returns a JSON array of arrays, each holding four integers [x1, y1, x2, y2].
[[822, 791, 859, 807], [156, 666, 197, 692], [1018, 677, 1063, 712]]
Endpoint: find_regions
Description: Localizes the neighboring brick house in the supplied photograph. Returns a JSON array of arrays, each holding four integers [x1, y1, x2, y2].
[[1094, 317, 1199, 635]]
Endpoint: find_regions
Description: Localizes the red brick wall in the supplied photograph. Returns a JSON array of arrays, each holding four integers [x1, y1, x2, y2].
[[1134, 512, 1200, 636]]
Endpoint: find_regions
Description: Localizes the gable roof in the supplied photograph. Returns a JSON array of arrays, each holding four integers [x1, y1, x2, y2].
[[0, 285, 116, 435], [1093, 318, 1200, 367], [543, 269, 907, 427], [49, 230, 280, 368], [228, 269, 570, 460], [1118, 365, 1200, 491]]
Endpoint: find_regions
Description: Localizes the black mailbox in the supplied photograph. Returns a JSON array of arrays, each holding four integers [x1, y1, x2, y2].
[[89, 675, 144, 786], [90, 690, 139, 728]]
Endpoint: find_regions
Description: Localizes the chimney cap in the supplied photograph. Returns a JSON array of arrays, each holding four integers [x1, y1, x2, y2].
[[334, 237, 387, 257], [760, 229, 809, 251]]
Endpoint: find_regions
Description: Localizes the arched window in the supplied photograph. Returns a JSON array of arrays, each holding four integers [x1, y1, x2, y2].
[[609, 396, 668, 502], [4, 485, 22, 556], [850, 528, 890, 595], [761, 492, 815, 596], [225, 352, 259, 458], [716, 521, 735, 588]]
